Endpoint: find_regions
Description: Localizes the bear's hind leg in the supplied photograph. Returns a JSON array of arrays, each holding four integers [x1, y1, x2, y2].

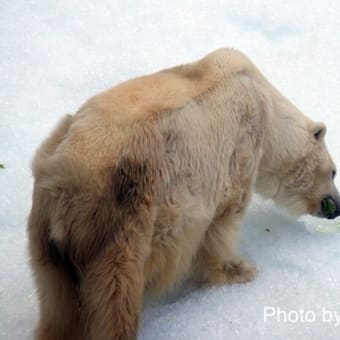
[[80, 216, 153, 340], [28, 196, 82, 340], [32, 252, 82, 340], [193, 208, 256, 286]]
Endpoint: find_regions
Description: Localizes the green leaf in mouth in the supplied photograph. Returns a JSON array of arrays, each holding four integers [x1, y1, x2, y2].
[[321, 197, 336, 216]]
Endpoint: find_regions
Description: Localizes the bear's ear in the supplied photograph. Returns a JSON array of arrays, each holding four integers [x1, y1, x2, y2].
[[313, 122, 327, 141]]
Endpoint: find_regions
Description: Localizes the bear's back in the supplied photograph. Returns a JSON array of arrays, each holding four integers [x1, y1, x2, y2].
[[37, 48, 255, 173], [77, 48, 254, 126]]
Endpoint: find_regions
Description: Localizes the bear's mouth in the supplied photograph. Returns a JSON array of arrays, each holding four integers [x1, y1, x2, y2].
[[319, 196, 340, 219]]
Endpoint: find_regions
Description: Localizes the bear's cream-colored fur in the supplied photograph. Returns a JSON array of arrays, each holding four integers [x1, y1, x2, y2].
[[28, 48, 338, 340]]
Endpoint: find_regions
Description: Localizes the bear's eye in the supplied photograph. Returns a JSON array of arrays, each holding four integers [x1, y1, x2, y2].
[[332, 169, 337, 180]]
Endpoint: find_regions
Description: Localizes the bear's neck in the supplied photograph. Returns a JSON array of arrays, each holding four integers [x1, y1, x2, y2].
[[256, 88, 312, 199]]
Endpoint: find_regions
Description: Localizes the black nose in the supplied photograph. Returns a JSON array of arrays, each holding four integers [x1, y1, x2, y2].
[[320, 196, 340, 219]]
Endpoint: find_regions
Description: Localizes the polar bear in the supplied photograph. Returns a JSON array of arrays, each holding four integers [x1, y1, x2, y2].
[[28, 48, 339, 340]]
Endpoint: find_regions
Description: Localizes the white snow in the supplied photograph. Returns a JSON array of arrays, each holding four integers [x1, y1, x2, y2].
[[1, 1, 340, 339]]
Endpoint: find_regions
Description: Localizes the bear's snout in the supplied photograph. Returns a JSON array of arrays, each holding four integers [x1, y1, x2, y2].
[[319, 195, 340, 219]]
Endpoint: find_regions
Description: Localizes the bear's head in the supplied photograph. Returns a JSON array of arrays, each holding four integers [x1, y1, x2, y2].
[[255, 92, 340, 219]]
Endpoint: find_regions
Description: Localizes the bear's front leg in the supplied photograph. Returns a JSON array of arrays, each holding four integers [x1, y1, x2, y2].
[[193, 207, 256, 286]]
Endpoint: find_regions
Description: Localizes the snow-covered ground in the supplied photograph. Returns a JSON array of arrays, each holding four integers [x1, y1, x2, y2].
[[1, 1, 340, 339]]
